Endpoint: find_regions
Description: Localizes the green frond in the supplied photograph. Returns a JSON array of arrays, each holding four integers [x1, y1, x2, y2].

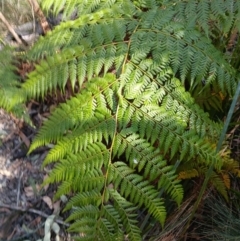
[[109, 162, 166, 226], [63, 193, 125, 239], [45, 143, 109, 182], [64, 190, 102, 211], [27, 2, 135, 60], [101, 204, 123, 230], [40, 0, 137, 18], [116, 88, 222, 168], [122, 63, 221, 140], [112, 133, 183, 205], [96, 217, 122, 241], [68, 219, 97, 238], [29, 74, 117, 152], [42, 115, 115, 165], [0, 47, 24, 110], [67, 201, 139, 240], [109, 189, 142, 240], [50, 168, 105, 199], [131, 10, 236, 94], [19, 0, 236, 107], [24, 19, 130, 98], [65, 191, 140, 240], [168, 0, 240, 37], [67, 205, 99, 223]]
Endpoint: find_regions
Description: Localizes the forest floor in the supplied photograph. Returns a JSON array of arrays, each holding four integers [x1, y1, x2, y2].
[[0, 109, 70, 241]]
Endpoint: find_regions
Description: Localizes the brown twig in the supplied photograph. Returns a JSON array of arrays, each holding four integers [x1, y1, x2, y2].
[[0, 203, 69, 227], [0, 11, 23, 44], [26, 0, 51, 34], [226, 28, 239, 52]]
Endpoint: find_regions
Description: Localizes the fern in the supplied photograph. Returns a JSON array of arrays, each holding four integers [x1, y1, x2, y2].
[[165, 0, 240, 39], [1, 0, 240, 240], [0, 47, 22, 109]]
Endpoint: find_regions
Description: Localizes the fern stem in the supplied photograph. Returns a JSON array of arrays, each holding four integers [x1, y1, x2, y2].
[[100, 101, 120, 209], [99, 19, 139, 207], [183, 80, 240, 235]]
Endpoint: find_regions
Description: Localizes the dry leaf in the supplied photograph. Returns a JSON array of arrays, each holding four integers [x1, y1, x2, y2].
[[42, 196, 53, 209], [43, 174, 49, 191], [18, 130, 30, 148], [53, 200, 61, 214], [24, 184, 40, 197], [32, 216, 41, 226]]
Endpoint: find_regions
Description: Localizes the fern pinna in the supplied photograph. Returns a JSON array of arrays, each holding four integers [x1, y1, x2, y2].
[[2, 0, 239, 240]]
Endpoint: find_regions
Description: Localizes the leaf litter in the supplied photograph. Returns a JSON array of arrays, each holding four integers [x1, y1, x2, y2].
[[0, 109, 70, 241]]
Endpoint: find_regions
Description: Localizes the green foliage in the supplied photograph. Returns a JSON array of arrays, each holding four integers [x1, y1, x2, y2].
[[1, 0, 240, 240], [0, 46, 20, 109]]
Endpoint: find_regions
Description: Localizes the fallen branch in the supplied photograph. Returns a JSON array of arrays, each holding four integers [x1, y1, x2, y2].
[[0, 11, 23, 45], [0, 203, 69, 227], [26, 0, 51, 34]]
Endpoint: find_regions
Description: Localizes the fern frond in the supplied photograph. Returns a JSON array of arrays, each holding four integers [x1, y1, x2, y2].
[[123, 62, 222, 141], [64, 190, 102, 211], [64, 192, 141, 240], [66, 205, 99, 222], [27, 1, 135, 60], [7, 1, 239, 239], [42, 113, 115, 164], [0, 47, 24, 110], [117, 83, 222, 168], [109, 162, 166, 226], [64, 194, 123, 239], [40, 0, 137, 18], [64, 189, 142, 240], [113, 133, 183, 205], [109, 189, 142, 241], [29, 74, 117, 152], [168, 0, 240, 37], [52, 168, 105, 199], [20, 1, 237, 107], [67, 218, 97, 239], [24, 23, 129, 98], [46, 143, 108, 182]]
